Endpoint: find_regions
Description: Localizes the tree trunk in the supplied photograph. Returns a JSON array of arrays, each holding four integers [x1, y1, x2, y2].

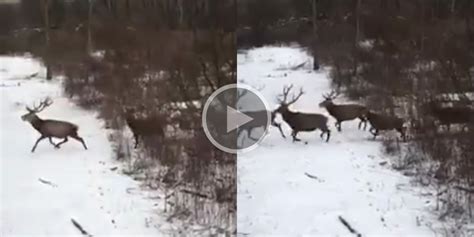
[[177, 0, 184, 28], [125, 0, 130, 18], [420, 0, 425, 54], [42, 0, 52, 80], [451, 0, 456, 15], [352, 0, 361, 77], [465, 6, 473, 83], [87, 0, 94, 54], [312, 0, 320, 70]]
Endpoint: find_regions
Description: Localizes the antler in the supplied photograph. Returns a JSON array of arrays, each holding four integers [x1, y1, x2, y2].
[[322, 90, 340, 100], [277, 84, 293, 103], [287, 87, 304, 105], [277, 84, 304, 105], [237, 88, 248, 100], [26, 97, 53, 113]]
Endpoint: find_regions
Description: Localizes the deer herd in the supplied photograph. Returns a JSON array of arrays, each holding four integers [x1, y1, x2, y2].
[[266, 84, 407, 143], [21, 84, 472, 152]]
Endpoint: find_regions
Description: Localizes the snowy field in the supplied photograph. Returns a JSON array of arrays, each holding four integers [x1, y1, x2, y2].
[[237, 46, 441, 236], [0, 56, 171, 236]]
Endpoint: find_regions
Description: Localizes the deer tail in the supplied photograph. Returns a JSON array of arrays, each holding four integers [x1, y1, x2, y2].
[[71, 123, 79, 131]]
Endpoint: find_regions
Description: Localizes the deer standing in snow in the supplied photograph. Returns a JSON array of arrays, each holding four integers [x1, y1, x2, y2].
[[422, 100, 474, 131], [124, 107, 165, 148], [366, 111, 406, 141], [21, 97, 88, 152]]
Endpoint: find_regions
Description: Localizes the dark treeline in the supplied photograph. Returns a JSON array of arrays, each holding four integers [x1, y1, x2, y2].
[[2, 0, 236, 234], [238, 0, 474, 231]]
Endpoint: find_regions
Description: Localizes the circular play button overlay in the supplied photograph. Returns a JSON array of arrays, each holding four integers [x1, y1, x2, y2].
[[202, 84, 270, 154]]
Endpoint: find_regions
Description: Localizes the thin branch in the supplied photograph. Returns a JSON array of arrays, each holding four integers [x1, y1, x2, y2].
[[181, 189, 211, 199], [304, 172, 324, 182], [290, 61, 307, 70], [38, 178, 58, 187], [71, 218, 92, 236], [199, 57, 217, 91], [454, 186, 474, 193], [338, 216, 362, 237]]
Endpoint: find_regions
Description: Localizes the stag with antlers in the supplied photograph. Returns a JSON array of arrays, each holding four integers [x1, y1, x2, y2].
[[319, 90, 369, 132], [21, 97, 88, 152], [275, 85, 330, 142]]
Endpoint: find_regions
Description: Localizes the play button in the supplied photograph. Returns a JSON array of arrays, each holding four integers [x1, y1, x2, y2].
[[226, 106, 253, 133], [202, 84, 270, 154]]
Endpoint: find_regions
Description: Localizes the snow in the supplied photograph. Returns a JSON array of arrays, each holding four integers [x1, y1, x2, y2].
[[0, 56, 171, 236], [237, 46, 440, 236]]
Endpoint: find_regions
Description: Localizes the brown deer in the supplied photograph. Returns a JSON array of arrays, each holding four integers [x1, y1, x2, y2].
[[235, 86, 285, 140], [319, 90, 369, 132], [422, 101, 474, 131], [237, 110, 286, 141], [275, 85, 330, 142], [21, 97, 88, 152], [124, 107, 165, 148], [366, 111, 406, 141]]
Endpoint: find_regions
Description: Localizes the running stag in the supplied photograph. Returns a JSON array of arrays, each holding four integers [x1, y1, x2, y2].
[[21, 97, 88, 152], [319, 90, 368, 132], [275, 85, 330, 142]]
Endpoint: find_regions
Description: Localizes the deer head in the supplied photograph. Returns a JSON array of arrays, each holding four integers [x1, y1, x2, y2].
[[275, 84, 304, 114], [319, 90, 340, 108], [21, 97, 53, 122]]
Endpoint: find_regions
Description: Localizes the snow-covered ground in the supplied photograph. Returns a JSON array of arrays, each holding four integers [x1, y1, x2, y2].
[[0, 57, 171, 236], [237, 46, 441, 236]]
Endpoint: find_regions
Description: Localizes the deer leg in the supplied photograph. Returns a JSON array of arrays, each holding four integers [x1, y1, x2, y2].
[[321, 129, 330, 142], [397, 127, 407, 142], [358, 117, 367, 130], [274, 122, 286, 138], [48, 137, 58, 147], [70, 135, 88, 150], [237, 128, 244, 139], [334, 121, 342, 132], [55, 137, 68, 148], [133, 134, 139, 148], [291, 131, 301, 142], [369, 128, 378, 139], [247, 128, 260, 141], [247, 127, 254, 137], [372, 130, 379, 140], [31, 135, 47, 152]]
